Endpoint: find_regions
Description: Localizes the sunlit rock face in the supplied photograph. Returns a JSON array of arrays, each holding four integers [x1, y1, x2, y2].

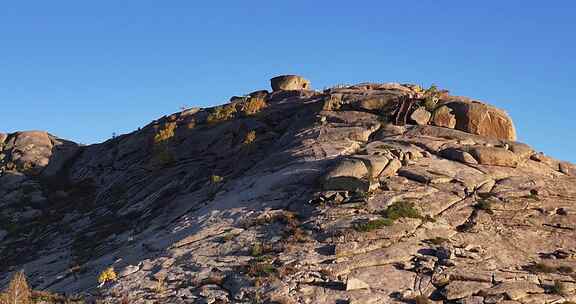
[[1, 76, 574, 304]]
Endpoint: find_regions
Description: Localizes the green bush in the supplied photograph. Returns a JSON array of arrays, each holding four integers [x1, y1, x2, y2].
[[354, 218, 393, 232], [381, 201, 421, 221]]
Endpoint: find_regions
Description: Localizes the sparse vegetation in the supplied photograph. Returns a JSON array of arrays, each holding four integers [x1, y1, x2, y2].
[[381, 201, 422, 221], [475, 200, 494, 214], [151, 276, 166, 294], [154, 122, 177, 144], [425, 237, 450, 245], [243, 131, 257, 145], [207, 104, 237, 124], [350, 201, 425, 232], [210, 174, 224, 184], [220, 232, 237, 242], [239, 97, 267, 115], [525, 262, 573, 274], [550, 280, 566, 295], [354, 218, 393, 232], [98, 267, 118, 286], [246, 260, 277, 277], [250, 242, 273, 257], [0, 271, 31, 304], [419, 84, 449, 111]]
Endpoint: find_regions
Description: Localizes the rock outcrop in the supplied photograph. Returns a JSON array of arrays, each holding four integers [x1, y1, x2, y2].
[[446, 99, 517, 140], [0, 75, 575, 304], [270, 75, 311, 91]]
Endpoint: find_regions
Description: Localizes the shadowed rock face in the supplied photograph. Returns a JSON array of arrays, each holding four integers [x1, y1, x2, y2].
[[1, 76, 575, 304]]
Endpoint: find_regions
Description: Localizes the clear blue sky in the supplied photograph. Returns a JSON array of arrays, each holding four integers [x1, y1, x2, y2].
[[1, 1, 575, 162]]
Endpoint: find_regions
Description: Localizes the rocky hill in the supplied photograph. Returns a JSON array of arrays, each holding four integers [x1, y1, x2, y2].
[[1, 75, 576, 304]]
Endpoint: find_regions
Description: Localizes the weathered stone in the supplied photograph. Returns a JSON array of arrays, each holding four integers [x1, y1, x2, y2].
[[530, 153, 560, 170], [432, 105, 457, 129], [461, 296, 485, 304], [351, 155, 390, 179], [3, 79, 576, 304], [323, 159, 369, 192], [352, 94, 400, 113], [270, 75, 311, 91], [379, 158, 402, 179], [446, 100, 516, 140], [410, 107, 431, 125], [1, 131, 54, 175], [346, 277, 370, 291], [443, 281, 490, 300], [508, 142, 534, 159], [560, 161, 576, 176], [467, 146, 519, 167], [440, 148, 479, 165], [248, 90, 269, 99], [322, 94, 342, 111], [482, 281, 544, 301], [398, 166, 453, 184], [347, 265, 415, 294]]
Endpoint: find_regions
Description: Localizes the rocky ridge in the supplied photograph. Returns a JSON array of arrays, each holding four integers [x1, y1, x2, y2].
[[1, 75, 575, 303]]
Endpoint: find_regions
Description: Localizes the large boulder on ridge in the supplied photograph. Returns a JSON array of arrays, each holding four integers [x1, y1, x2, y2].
[[445, 100, 516, 140], [1, 131, 54, 175], [270, 75, 311, 91], [0, 131, 80, 176]]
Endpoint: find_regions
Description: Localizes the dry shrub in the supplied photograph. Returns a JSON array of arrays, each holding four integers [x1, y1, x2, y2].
[[207, 104, 237, 123], [240, 97, 267, 115], [154, 122, 177, 143], [243, 131, 257, 145], [0, 271, 31, 304], [97, 267, 117, 285]]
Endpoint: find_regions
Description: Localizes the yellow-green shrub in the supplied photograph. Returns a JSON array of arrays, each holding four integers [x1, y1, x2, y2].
[[243, 131, 256, 145], [0, 271, 31, 304], [154, 122, 177, 143], [240, 97, 267, 115], [98, 267, 117, 285], [207, 104, 237, 124]]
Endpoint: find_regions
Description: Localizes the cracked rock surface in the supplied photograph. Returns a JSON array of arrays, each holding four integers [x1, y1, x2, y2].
[[1, 77, 575, 303]]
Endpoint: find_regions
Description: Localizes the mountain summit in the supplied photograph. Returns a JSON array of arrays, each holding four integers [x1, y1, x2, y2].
[[1, 75, 575, 303]]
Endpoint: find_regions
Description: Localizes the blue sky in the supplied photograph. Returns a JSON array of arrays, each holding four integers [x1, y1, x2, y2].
[[1, 1, 575, 162]]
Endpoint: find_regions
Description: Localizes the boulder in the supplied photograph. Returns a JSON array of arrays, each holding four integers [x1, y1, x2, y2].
[[248, 90, 269, 99], [1, 131, 54, 175], [351, 94, 400, 113], [431, 105, 457, 129], [481, 281, 544, 301], [323, 159, 370, 192], [443, 281, 491, 300], [270, 75, 311, 91], [346, 277, 370, 291], [351, 155, 390, 179], [467, 146, 519, 167], [530, 153, 560, 170], [410, 107, 431, 125], [440, 148, 479, 165], [346, 265, 414, 293], [446, 100, 516, 140], [379, 158, 402, 179], [508, 142, 534, 159], [560, 161, 576, 176]]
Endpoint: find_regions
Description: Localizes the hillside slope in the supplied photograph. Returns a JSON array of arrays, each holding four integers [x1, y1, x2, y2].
[[1, 75, 576, 304]]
